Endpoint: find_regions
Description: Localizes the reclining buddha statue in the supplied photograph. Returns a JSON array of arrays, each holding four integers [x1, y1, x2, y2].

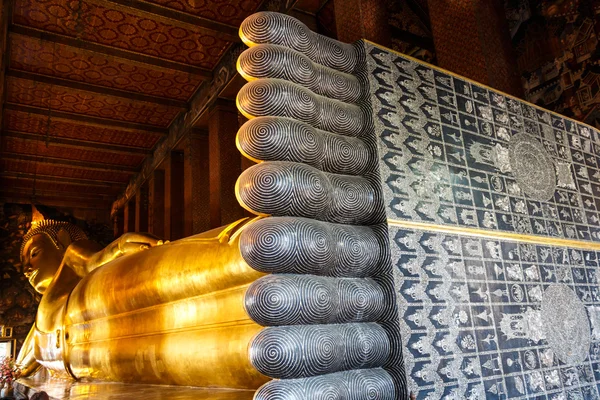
[[16, 10, 406, 400]]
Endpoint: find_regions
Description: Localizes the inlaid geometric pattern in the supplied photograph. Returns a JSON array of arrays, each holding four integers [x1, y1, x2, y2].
[[391, 225, 600, 399], [0, 159, 131, 183], [144, 0, 262, 26], [367, 45, 600, 243], [2, 136, 145, 167], [365, 42, 600, 399], [10, 34, 203, 101], [7, 77, 180, 127], [3, 110, 163, 148], [12, 0, 230, 69]]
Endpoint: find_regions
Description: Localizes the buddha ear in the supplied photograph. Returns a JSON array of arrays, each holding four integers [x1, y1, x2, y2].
[[57, 228, 72, 250]]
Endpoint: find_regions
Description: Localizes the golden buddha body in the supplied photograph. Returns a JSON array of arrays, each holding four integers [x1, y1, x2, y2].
[[18, 218, 268, 389]]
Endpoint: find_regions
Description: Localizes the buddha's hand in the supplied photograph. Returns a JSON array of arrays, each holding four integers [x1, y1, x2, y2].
[[113, 232, 166, 257]]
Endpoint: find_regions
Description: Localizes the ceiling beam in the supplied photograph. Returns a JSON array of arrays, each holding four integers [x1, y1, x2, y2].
[[4, 103, 168, 135], [1, 153, 138, 173], [7, 70, 188, 109], [111, 0, 302, 217], [1, 186, 115, 201], [405, 0, 431, 33], [9, 25, 212, 78], [0, 194, 112, 210], [0, 171, 126, 187], [389, 26, 434, 51], [105, 0, 240, 43], [2, 131, 152, 156]]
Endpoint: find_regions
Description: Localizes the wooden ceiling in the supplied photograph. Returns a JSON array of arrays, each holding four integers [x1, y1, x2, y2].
[[0, 0, 323, 213]]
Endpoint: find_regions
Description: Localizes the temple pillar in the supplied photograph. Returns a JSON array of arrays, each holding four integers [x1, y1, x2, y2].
[[164, 155, 172, 241], [170, 151, 185, 240], [148, 169, 165, 238], [124, 197, 136, 234], [427, 0, 523, 97], [333, 0, 391, 47], [113, 209, 124, 238], [209, 99, 244, 228], [183, 131, 210, 236], [135, 183, 149, 232]]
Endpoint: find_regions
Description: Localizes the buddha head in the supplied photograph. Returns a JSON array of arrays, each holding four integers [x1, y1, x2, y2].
[[20, 220, 87, 294]]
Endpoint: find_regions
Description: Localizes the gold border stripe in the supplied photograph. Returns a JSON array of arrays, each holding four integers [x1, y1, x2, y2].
[[387, 219, 600, 250]]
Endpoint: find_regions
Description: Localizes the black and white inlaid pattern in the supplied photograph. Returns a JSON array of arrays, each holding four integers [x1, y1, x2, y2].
[[237, 116, 372, 175], [254, 369, 396, 400], [239, 217, 384, 277], [237, 79, 366, 137], [236, 161, 380, 225], [541, 284, 591, 366], [238, 45, 363, 103], [391, 224, 600, 399], [366, 43, 600, 243], [240, 11, 359, 74], [509, 133, 557, 202], [236, 11, 407, 400], [245, 274, 385, 326], [250, 323, 390, 379]]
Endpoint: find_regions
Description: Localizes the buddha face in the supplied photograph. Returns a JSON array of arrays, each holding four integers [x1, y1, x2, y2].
[[21, 233, 65, 294]]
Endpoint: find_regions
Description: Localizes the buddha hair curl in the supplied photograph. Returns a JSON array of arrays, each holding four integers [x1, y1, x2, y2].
[[20, 220, 88, 261]]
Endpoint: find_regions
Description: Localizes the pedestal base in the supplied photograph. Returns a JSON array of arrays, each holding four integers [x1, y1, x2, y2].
[[14, 373, 254, 400]]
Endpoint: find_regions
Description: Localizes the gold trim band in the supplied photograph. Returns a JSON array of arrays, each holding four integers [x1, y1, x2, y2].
[[387, 219, 600, 250]]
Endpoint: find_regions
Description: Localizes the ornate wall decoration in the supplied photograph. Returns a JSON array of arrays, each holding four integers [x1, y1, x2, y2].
[[366, 39, 600, 399], [367, 44, 600, 243]]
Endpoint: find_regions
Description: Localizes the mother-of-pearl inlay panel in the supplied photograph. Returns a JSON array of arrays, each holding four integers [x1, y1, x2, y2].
[[365, 41, 600, 399], [366, 43, 600, 244], [389, 224, 600, 399]]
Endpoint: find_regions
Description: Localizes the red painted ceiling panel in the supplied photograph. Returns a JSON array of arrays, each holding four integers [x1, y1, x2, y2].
[[143, 0, 261, 26], [4, 110, 162, 148], [0, 159, 132, 183], [7, 77, 180, 127], [0, 178, 121, 195], [4, 110, 163, 148], [2, 136, 146, 167], [10, 34, 203, 101], [12, 0, 231, 69]]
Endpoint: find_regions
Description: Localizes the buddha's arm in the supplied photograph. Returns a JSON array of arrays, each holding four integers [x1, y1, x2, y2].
[[16, 326, 41, 377], [64, 233, 164, 277]]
